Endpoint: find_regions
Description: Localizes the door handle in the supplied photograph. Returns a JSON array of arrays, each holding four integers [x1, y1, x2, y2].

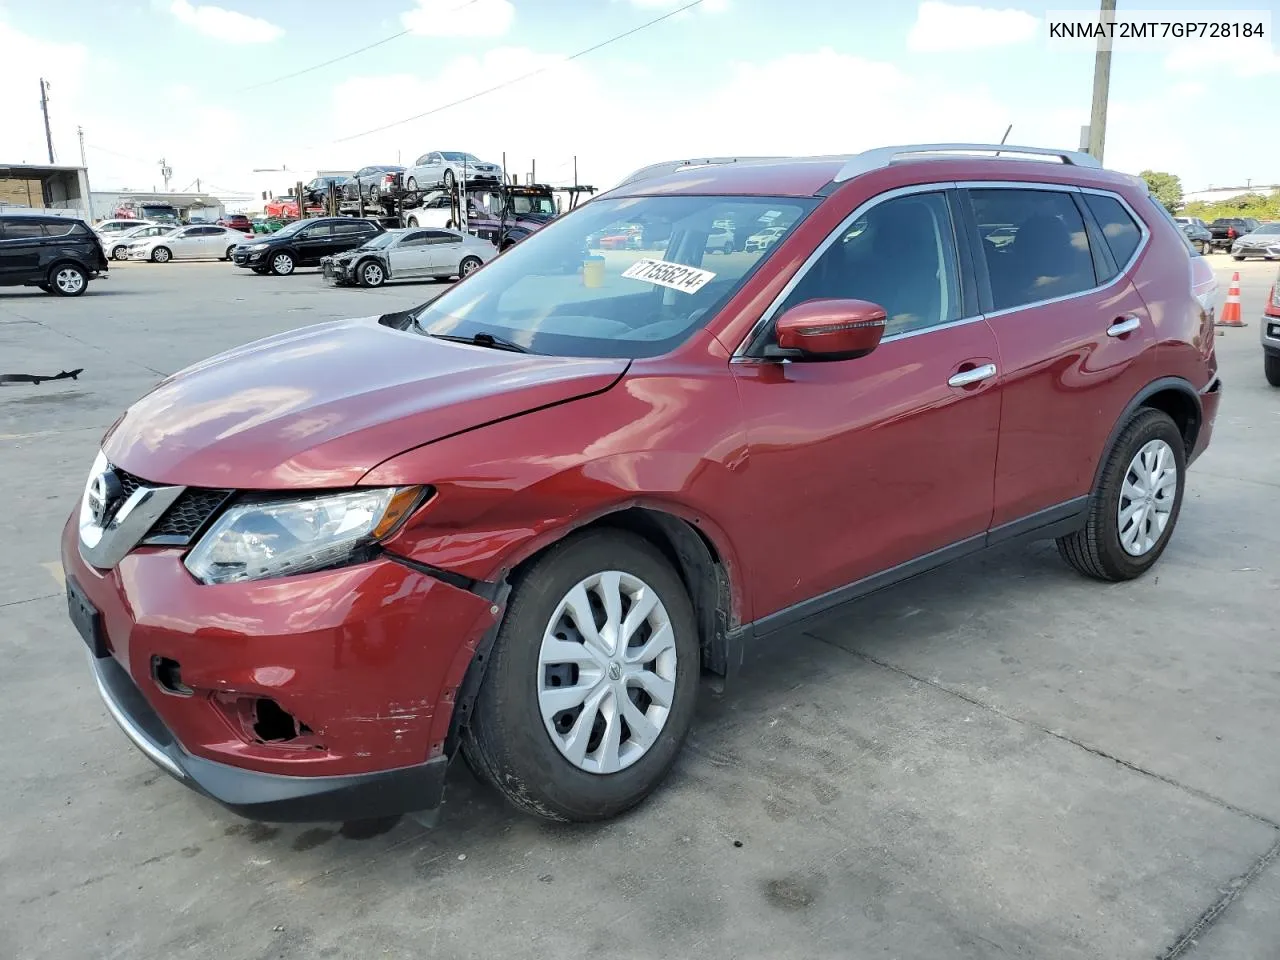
[[1107, 315, 1141, 337], [948, 363, 997, 388]]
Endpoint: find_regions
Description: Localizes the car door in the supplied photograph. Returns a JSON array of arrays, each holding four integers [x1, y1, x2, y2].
[[293, 222, 335, 264], [331, 220, 376, 256], [166, 227, 201, 259], [730, 187, 1002, 618], [421, 230, 464, 275], [0, 219, 50, 282], [386, 230, 431, 277], [194, 226, 224, 257], [962, 184, 1155, 529]]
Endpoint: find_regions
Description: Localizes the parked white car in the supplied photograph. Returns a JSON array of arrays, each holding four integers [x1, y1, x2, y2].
[[321, 227, 497, 288], [102, 223, 179, 260], [126, 224, 252, 262], [94, 218, 152, 237], [404, 151, 503, 192]]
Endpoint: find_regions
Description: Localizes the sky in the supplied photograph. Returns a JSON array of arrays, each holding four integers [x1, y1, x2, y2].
[[2, 0, 1278, 204]]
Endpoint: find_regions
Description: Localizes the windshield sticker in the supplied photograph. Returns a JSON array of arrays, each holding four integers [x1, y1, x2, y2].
[[621, 258, 717, 294]]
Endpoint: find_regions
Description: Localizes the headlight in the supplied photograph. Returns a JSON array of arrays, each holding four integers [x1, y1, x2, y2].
[[184, 486, 427, 585], [248, 242, 268, 251]]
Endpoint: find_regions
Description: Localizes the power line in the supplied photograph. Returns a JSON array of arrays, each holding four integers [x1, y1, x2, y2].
[[237, 0, 483, 93], [333, 0, 705, 144], [86, 143, 151, 165]]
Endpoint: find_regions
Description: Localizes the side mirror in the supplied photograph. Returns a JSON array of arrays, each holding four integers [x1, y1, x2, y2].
[[767, 298, 888, 361]]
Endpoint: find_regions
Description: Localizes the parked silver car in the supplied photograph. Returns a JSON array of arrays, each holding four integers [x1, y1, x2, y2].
[[404, 151, 503, 192], [320, 227, 496, 288], [126, 224, 253, 262], [1231, 222, 1280, 261], [102, 223, 179, 260]]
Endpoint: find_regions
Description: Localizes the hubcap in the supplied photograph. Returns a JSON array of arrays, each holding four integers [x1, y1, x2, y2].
[[364, 264, 382, 284], [1117, 438, 1177, 556], [273, 255, 293, 274], [462, 258, 478, 275], [537, 571, 677, 774], [55, 268, 84, 293]]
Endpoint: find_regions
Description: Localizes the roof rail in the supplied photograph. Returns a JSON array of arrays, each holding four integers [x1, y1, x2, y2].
[[613, 156, 788, 190], [833, 143, 1101, 182]]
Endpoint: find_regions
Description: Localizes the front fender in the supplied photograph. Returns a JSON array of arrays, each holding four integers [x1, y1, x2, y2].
[[360, 369, 753, 625]]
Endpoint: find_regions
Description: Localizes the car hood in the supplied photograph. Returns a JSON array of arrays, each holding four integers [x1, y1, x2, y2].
[[103, 316, 629, 489]]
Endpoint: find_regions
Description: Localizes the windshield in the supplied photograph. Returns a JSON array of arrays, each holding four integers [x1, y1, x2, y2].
[[1250, 224, 1280, 235], [413, 194, 816, 359], [269, 220, 308, 238], [142, 206, 177, 218], [361, 232, 398, 249], [441, 152, 479, 162], [511, 194, 557, 216]]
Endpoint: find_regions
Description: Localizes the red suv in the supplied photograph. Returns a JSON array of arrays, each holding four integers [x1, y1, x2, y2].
[[62, 144, 1222, 825]]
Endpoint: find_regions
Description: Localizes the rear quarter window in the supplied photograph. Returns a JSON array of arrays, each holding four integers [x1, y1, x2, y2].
[[1146, 196, 1199, 256], [1082, 193, 1142, 267]]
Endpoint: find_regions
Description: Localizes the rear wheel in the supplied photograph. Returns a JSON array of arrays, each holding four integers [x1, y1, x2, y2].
[[463, 530, 700, 822], [224, 246, 236, 261], [459, 255, 482, 277], [1265, 353, 1280, 387], [49, 264, 88, 296], [407, 177, 418, 191], [1057, 408, 1185, 582], [443, 169, 456, 192]]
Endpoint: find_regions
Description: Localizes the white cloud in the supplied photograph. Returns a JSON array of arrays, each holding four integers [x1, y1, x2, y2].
[[907, 1, 1039, 53], [1164, 36, 1280, 78], [168, 0, 283, 44], [0, 20, 89, 166], [402, 0, 515, 37]]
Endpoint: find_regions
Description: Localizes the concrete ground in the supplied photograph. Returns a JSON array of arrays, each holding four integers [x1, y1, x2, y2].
[[1, 255, 1277, 959]]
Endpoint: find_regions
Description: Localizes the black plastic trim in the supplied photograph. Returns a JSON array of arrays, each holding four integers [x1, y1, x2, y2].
[[724, 497, 1090, 675], [92, 654, 447, 823]]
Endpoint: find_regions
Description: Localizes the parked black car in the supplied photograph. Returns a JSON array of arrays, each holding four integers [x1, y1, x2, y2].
[[1174, 216, 1212, 255], [304, 176, 349, 206], [230, 217, 384, 275], [0, 213, 108, 297]]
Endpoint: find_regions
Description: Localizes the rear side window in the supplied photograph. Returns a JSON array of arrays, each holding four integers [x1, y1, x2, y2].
[[968, 188, 1097, 312], [1146, 196, 1199, 257], [333, 221, 372, 236], [41, 219, 77, 237], [1083, 193, 1142, 267]]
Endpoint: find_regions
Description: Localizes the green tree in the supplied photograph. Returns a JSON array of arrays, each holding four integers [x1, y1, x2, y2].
[[1140, 170, 1183, 214]]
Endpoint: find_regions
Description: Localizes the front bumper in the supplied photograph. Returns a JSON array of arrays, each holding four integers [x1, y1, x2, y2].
[[61, 512, 498, 821], [1263, 311, 1280, 353], [90, 652, 449, 822], [322, 259, 355, 283], [232, 247, 269, 267], [1232, 244, 1280, 258]]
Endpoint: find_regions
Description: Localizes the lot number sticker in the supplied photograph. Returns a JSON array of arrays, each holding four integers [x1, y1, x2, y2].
[[621, 258, 716, 295]]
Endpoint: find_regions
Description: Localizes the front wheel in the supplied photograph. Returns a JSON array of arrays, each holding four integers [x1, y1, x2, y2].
[[1265, 353, 1280, 387], [49, 264, 88, 296], [459, 255, 482, 277], [406, 177, 418, 191], [463, 530, 700, 822], [111, 246, 128, 261], [269, 252, 295, 276], [443, 169, 456, 191], [358, 259, 385, 287], [1057, 408, 1185, 581], [151, 246, 171, 263], [1232, 255, 1246, 261]]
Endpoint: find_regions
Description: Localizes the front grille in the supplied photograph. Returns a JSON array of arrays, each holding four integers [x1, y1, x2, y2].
[[115, 467, 232, 545]]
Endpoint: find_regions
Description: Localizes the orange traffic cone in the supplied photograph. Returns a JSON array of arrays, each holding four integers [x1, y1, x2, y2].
[[1216, 272, 1246, 327]]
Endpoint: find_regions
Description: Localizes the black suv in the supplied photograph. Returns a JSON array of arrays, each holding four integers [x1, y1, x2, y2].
[[0, 214, 108, 297], [231, 217, 384, 275]]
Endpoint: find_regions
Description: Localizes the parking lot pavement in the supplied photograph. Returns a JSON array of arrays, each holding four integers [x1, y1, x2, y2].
[[2, 257, 1277, 959]]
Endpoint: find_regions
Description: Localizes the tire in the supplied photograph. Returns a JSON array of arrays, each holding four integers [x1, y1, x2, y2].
[[224, 246, 237, 261], [459, 255, 482, 278], [151, 246, 171, 263], [357, 259, 385, 288], [443, 168, 456, 192], [367, 186, 379, 206], [406, 215, 420, 228], [111, 245, 127, 261], [1232, 255, 1245, 261], [48, 263, 88, 296], [407, 177, 418, 191], [269, 251, 295, 276], [463, 529, 700, 822], [1057, 408, 1186, 582], [1265, 353, 1280, 387], [251, 266, 269, 275], [38, 282, 53, 293]]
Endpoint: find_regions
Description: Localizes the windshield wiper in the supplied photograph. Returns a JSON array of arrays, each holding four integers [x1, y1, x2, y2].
[[429, 331, 530, 353]]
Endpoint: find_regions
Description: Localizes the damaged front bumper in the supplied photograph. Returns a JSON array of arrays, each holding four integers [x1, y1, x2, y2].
[[91, 653, 449, 822]]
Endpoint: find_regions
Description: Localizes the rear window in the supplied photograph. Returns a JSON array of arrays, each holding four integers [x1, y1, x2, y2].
[[1082, 193, 1142, 267]]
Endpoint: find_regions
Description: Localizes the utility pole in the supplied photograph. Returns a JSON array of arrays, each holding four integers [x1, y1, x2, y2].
[[39, 78, 55, 163], [196, 178, 201, 193], [1087, 0, 1117, 163], [77, 126, 86, 167], [159, 158, 172, 191]]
